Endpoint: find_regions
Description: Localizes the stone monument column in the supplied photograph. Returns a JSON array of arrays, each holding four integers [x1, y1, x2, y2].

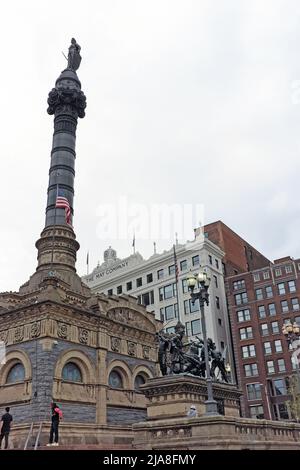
[[37, 39, 86, 272], [20, 39, 88, 294]]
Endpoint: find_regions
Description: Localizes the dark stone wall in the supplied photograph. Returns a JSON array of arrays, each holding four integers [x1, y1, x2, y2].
[[107, 406, 146, 425], [5, 340, 97, 424]]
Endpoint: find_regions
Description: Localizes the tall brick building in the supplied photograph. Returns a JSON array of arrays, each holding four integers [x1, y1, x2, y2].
[[200, 221, 299, 421], [227, 256, 300, 420]]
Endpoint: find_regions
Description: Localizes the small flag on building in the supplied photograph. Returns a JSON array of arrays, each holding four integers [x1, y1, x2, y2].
[[55, 190, 71, 225], [132, 233, 136, 253]]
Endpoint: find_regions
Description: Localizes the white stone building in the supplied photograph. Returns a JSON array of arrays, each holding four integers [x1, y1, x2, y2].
[[82, 233, 234, 366]]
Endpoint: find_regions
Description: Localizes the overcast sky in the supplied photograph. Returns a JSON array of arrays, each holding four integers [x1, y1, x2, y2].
[[1, 0, 300, 292]]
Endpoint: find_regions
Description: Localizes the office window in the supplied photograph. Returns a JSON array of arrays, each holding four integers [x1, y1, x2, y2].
[[192, 255, 200, 266], [209, 255, 212, 265], [278, 283, 285, 295], [247, 383, 262, 400], [253, 273, 260, 282], [256, 289, 263, 300], [218, 318, 222, 326], [159, 283, 177, 301], [184, 300, 189, 314], [244, 363, 258, 377], [278, 403, 289, 420], [263, 271, 270, 280], [220, 341, 225, 349], [136, 277, 142, 288], [126, 281, 132, 291], [273, 378, 288, 396], [267, 360, 275, 374], [213, 275, 218, 288], [264, 342, 272, 355], [191, 319, 201, 335], [189, 299, 200, 313], [271, 321, 279, 334], [286, 265, 293, 274], [185, 322, 191, 337], [241, 345, 256, 358], [274, 339, 283, 353], [165, 304, 177, 321], [182, 279, 188, 293], [235, 292, 248, 306], [277, 359, 286, 372], [108, 289, 113, 296], [292, 298, 300, 311], [157, 269, 164, 280], [168, 265, 175, 276], [249, 405, 265, 419], [265, 286, 273, 298], [141, 291, 154, 306], [288, 280, 296, 292], [261, 324, 269, 336], [295, 316, 300, 325], [281, 300, 289, 313], [180, 260, 187, 271], [146, 273, 153, 283], [222, 262, 226, 275], [166, 327, 175, 334], [117, 285, 122, 294], [239, 326, 253, 340], [249, 405, 264, 419], [275, 268, 282, 277], [258, 305, 266, 319], [160, 308, 164, 322], [215, 259, 219, 269], [268, 303, 276, 316], [216, 296, 220, 309], [237, 309, 251, 322], [233, 280, 245, 290]]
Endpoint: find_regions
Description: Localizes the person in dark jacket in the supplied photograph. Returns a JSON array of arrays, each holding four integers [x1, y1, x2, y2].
[[47, 402, 62, 446], [0, 407, 13, 450]]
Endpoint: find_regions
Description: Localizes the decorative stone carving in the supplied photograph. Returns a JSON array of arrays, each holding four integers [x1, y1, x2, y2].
[[30, 321, 41, 338], [57, 322, 68, 339], [47, 88, 87, 118], [14, 326, 24, 343], [79, 328, 89, 344], [0, 330, 8, 345], [107, 308, 153, 332], [111, 337, 121, 353], [127, 341, 136, 357], [143, 346, 150, 360]]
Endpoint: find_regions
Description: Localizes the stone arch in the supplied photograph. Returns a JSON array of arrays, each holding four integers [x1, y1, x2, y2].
[[107, 360, 132, 389], [0, 349, 32, 385], [132, 365, 153, 390], [54, 350, 95, 384]]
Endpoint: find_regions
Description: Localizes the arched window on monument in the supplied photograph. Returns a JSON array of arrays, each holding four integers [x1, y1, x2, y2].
[[134, 374, 146, 391], [6, 363, 25, 383], [62, 362, 82, 383], [108, 370, 123, 389]]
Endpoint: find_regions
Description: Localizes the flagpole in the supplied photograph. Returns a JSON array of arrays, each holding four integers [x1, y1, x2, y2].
[[173, 244, 183, 325], [50, 183, 59, 273], [133, 232, 135, 255], [86, 251, 89, 275]]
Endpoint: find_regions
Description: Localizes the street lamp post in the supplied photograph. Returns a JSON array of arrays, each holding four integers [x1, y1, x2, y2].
[[187, 269, 219, 415]]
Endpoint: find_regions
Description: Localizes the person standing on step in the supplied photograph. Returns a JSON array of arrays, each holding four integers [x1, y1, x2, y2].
[[47, 402, 63, 447], [0, 407, 13, 450]]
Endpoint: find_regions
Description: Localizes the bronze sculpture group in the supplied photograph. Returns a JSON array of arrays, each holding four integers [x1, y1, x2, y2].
[[157, 322, 229, 382]]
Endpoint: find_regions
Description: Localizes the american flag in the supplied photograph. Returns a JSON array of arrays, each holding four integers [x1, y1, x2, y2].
[[55, 189, 71, 225], [173, 244, 179, 283]]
